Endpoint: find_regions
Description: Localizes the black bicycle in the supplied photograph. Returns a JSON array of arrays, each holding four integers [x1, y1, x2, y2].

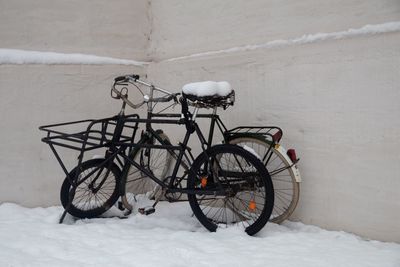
[[40, 74, 275, 235], [114, 76, 301, 224]]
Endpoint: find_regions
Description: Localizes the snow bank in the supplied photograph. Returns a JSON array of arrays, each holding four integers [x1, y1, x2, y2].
[[166, 21, 400, 62], [0, 49, 148, 65], [0, 202, 399, 267], [182, 81, 232, 97]]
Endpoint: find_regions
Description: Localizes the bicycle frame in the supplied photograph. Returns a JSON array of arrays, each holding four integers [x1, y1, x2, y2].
[[118, 117, 226, 197], [150, 111, 283, 162]]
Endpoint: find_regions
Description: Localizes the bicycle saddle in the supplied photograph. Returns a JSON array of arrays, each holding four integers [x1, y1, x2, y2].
[[182, 81, 235, 109]]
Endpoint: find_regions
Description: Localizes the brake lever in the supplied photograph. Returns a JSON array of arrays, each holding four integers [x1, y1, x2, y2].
[[111, 87, 121, 99]]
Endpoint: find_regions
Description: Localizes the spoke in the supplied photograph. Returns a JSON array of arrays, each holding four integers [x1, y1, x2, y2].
[[128, 168, 141, 176], [275, 191, 292, 203], [271, 177, 293, 182], [272, 203, 287, 214], [226, 197, 249, 221], [270, 165, 290, 176]]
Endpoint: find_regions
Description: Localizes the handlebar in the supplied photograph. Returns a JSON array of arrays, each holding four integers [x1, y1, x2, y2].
[[150, 94, 179, 103], [111, 74, 180, 110], [114, 74, 140, 83]]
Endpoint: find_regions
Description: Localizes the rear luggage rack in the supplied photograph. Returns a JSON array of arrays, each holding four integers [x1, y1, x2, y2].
[[224, 126, 283, 143]]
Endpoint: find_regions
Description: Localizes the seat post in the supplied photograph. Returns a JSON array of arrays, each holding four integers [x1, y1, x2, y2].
[[192, 107, 199, 121], [206, 107, 218, 148]]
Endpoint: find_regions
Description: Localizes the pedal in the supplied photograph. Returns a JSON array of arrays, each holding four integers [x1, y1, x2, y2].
[[138, 207, 155, 215]]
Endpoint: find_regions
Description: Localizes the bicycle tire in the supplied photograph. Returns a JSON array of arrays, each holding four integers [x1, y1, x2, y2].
[[228, 136, 300, 224], [187, 144, 274, 235], [124, 131, 173, 206], [60, 159, 121, 218]]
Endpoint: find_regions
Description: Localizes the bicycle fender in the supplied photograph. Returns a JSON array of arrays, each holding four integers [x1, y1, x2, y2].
[[274, 144, 302, 183]]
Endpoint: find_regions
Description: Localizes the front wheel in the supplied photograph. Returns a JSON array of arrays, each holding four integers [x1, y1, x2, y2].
[[187, 144, 274, 236], [60, 159, 121, 219]]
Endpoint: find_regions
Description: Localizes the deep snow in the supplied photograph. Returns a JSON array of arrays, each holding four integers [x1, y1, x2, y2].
[[0, 202, 398, 267]]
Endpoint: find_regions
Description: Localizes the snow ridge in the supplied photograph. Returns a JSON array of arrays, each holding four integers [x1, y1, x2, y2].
[[165, 21, 400, 62], [2, 21, 399, 65], [0, 49, 148, 65]]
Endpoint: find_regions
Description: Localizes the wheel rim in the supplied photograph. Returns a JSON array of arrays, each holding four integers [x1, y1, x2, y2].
[[72, 166, 117, 212]]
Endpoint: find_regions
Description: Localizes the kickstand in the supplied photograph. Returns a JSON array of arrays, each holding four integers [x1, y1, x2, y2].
[[59, 209, 68, 223], [59, 186, 76, 224]]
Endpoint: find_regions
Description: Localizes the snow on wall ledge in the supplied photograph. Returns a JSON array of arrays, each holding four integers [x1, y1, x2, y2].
[[164, 21, 400, 62], [2, 21, 399, 65], [0, 49, 149, 66]]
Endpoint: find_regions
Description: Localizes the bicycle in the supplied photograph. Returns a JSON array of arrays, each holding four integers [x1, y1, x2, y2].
[[40, 74, 275, 235], [114, 75, 301, 224]]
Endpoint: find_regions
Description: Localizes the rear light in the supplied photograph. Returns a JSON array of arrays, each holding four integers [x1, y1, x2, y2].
[[287, 149, 297, 162]]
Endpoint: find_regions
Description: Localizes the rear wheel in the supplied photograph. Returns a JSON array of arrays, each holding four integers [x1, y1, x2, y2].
[[187, 144, 274, 235], [124, 131, 173, 206], [60, 159, 121, 218], [228, 136, 300, 224]]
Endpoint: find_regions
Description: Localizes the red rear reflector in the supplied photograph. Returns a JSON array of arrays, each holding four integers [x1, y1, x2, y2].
[[287, 149, 297, 162]]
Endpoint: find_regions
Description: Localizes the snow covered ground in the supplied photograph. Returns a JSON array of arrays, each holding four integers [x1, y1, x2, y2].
[[0, 202, 399, 267]]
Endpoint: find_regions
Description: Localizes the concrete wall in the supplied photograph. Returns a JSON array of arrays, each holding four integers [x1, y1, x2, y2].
[[147, 1, 400, 242], [149, 0, 400, 60], [0, 0, 150, 60], [0, 0, 149, 206], [0, 64, 146, 207]]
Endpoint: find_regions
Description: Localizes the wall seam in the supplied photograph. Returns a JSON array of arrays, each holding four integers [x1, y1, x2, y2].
[[145, 0, 154, 63]]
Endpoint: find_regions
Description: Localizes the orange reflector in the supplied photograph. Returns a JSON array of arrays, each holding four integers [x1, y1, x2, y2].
[[249, 200, 256, 211], [201, 177, 207, 188]]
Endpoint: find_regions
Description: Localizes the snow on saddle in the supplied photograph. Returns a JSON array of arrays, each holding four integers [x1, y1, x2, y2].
[[182, 81, 235, 109]]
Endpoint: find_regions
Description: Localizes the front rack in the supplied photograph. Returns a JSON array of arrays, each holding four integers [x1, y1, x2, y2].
[[39, 114, 140, 152], [39, 114, 141, 177]]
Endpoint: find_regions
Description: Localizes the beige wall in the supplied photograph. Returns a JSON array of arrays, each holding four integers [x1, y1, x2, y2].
[[147, 32, 400, 242], [0, 0, 399, 242], [0, 0, 149, 206], [0, 64, 146, 207], [149, 0, 400, 60], [146, 1, 400, 242], [0, 0, 150, 60]]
